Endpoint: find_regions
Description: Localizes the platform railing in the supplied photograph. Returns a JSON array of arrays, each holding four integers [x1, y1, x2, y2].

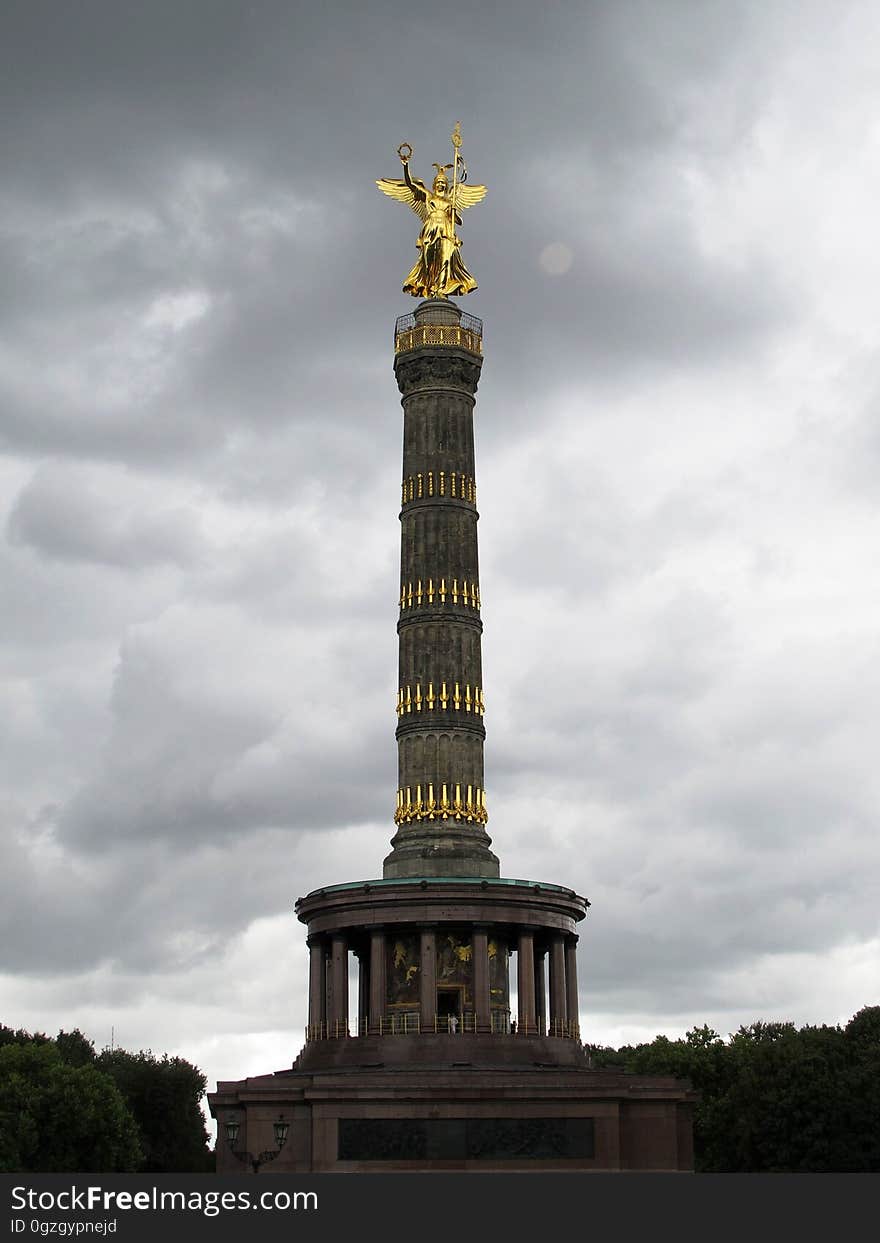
[[393, 310, 483, 356], [394, 310, 483, 338], [305, 1014, 581, 1042]]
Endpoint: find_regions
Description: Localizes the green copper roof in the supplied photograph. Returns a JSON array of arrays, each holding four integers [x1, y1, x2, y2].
[[298, 876, 579, 901]]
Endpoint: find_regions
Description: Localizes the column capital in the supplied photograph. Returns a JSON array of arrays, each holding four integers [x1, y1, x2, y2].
[[394, 349, 482, 399]]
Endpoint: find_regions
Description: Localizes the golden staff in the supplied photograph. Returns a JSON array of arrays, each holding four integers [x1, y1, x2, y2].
[[450, 121, 462, 225]]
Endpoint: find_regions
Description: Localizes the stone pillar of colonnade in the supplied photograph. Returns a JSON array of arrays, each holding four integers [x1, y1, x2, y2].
[[472, 927, 491, 1034], [308, 938, 325, 1038], [517, 929, 536, 1034], [356, 947, 369, 1037], [565, 936, 580, 1038], [368, 929, 386, 1033], [534, 946, 547, 1036], [419, 927, 437, 1032], [329, 933, 349, 1036], [549, 935, 567, 1035]]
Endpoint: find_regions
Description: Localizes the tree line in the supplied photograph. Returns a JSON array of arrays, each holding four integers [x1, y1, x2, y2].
[[586, 1005, 880, 1171], [0, 1025, 213, 1173], [4, 1007, 877, 1171]]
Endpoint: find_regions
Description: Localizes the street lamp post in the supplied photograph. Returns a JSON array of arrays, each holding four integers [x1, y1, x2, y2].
[[225, 1115, 290, 1173]]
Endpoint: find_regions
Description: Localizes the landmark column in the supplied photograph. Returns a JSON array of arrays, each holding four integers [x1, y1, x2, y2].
[[549, 936, 567, 1035], [517, 930, 537, 1034], [368, 929, 387, 1034], [472, 927, 491, 1034], [385, 299, 499, 881], [565, 936, 580, 1038]]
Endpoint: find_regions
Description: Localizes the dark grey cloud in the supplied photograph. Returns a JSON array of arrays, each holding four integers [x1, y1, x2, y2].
[[2, 0, 877, 1089], [8, 463, 205, 568], [0, 0, 794, 478]]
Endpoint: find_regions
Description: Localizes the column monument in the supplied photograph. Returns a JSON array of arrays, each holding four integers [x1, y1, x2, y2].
[[209, 128, 695, 1171]]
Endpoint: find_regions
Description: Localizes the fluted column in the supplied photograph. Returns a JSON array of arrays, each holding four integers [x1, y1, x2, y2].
[[384, 299, 499, 881], [307, 938, 325, 1039], [473, 927, 491, 1034], [565, 936, 580, 1037], [419, 927, 437, 1032], [549, 935, 567, 1035], [517, 929, 536, 1034], [368, 929, 386, 1034]]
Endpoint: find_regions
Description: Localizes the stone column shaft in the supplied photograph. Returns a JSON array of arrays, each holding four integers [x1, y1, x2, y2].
[[565, 937, 580, 1036], [473, 928, 491, 1033], [329, 934, 348, 1036], [384, 300, 498, 881], [517, 930, 536, 1034], [308, 940, 325, 1038], [549, 936, 567, 1034], [356, 950, 369, 1036], [369, 929, 386, 1034], [419, 928, 437, 1032], [534, 947, 547, 1036]]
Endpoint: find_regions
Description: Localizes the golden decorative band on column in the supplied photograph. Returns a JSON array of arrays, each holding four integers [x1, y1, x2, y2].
[[394, 323, 483, 356], [401, 472, 476, 506], [396, 683, 485, 716], [398, 578, 481, 610], [394, 783, 489, 825]]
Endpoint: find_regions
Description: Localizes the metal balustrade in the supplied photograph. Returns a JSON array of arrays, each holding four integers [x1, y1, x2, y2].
[[304, 1013, 581, 1041], [394, 310, 483, 339]]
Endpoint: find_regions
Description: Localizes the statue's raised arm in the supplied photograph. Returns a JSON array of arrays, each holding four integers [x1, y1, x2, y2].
[[376, 147, 430, 223], [376, 130, 486, 298]]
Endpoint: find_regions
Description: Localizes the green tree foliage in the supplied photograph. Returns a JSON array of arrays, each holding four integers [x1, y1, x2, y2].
[[588, 1007, 880, 1172], [0, 1025, 212, 1173], [0, 1025, 50, 1049], [845, 1005, 880, 1049], [0, 1042, 142, 1173], [97, 1048, 213, 1172], [55, 1028, 97, 1068]]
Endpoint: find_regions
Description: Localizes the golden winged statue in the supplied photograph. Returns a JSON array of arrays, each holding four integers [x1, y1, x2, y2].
[[376, 126, 487, 298]]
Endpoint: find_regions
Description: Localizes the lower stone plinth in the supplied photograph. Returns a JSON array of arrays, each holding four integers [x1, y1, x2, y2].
[[209, 1064, 696, 1173]]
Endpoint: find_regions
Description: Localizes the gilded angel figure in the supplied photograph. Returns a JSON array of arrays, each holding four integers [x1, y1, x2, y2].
[[376, 136, 487, 298]]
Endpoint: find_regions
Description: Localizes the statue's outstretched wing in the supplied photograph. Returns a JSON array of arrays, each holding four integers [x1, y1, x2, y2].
[[453, 183, 487, 210], [376, 177, 429, 222]]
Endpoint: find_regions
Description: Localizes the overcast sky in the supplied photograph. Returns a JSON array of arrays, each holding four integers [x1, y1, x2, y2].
[[2, 0, 879, 1111]]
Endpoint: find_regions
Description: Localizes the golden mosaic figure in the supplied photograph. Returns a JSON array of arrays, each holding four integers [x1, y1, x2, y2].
[[376, 123, 487, 298]]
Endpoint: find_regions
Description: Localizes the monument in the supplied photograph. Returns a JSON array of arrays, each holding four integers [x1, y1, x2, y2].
[[209, 128, 695, 1172]]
